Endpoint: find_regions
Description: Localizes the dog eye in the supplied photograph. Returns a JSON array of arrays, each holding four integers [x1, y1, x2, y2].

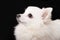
[[28, 13, 33, 18]]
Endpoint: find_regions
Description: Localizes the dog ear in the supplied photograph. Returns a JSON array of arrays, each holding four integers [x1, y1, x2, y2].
[[42, 7, 53, 24]]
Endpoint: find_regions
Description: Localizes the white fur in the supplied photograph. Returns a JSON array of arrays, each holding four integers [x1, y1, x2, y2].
[[14, 6, 60, 40]]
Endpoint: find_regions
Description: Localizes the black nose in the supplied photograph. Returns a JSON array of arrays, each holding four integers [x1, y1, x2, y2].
[[16, 14, 21, 18]]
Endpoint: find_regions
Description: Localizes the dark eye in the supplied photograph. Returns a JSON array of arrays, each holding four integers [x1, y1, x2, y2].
[[28, 13, 33, 18]]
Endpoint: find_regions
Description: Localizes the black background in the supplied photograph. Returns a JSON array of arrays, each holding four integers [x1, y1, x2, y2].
[[1, 0, 60, 40]]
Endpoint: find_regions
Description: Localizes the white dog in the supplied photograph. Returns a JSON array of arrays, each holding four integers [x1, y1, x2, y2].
[[14, 6, 60, 40]]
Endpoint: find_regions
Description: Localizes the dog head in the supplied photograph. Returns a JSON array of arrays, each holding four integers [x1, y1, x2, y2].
[[16, 6, 53, 26]]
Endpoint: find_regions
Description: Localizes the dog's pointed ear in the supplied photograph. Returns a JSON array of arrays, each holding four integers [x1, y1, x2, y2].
[[41, 7, 53, 24]]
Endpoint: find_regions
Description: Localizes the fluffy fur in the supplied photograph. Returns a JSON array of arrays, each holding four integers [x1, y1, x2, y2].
[[14, 6, 60, 40]]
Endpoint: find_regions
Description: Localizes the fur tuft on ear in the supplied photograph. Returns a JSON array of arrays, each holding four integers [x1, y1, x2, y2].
[[42, 7, 53, 24]]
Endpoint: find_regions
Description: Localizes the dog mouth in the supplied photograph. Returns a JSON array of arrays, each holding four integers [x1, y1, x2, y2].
[[17, 19, 23, 23], [16, 18, 25, 24]]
